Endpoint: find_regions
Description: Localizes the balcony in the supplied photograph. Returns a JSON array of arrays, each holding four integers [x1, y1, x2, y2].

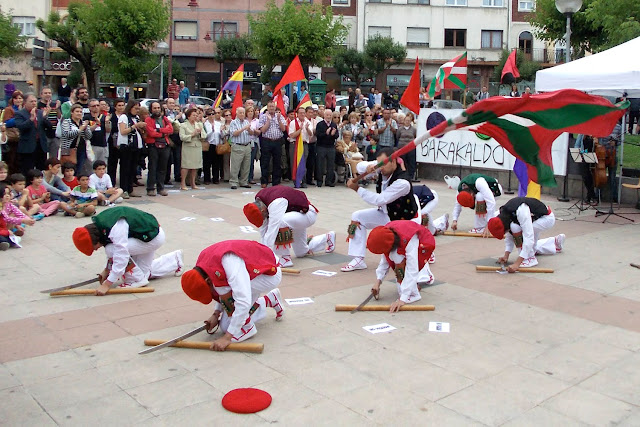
[[520, 48, 562, 65]]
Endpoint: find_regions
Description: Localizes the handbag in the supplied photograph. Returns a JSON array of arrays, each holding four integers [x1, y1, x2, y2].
[[60, 134, 80, 165], [215, 141, 231, 155]]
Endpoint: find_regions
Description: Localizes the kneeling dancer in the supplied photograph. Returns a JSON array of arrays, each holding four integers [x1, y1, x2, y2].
[[487, 197, 565, 272], [343, 147, 421, 272], [243, 185, 335, 268], [367, 220, 436, 313], [181, 240, 284, 351], [72, 206, 184, 295], [452, 173, 501, 236]]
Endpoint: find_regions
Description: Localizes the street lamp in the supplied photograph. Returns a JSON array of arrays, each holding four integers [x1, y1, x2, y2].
[[157, 41, 170, 99], [555, 0, 583, 63]]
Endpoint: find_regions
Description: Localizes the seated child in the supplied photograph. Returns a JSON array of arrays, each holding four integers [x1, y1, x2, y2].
[[43, 158, 71, 201], [1, 182, 34, 239], [65, 173, 98, 218], [26, 169, 60, 217], [89, 160, 123, 206], [11, 173, 42, 219], [0, 161, 8, 185], [61, 162, 79, 191]]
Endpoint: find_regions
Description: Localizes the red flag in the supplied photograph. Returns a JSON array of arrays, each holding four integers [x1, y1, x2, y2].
[[273, 55, 306, 94], [501, 49, 520, 85], [400, 58, 421, 115], [231, 86, 243, 119], [272, 93, 286, 115]]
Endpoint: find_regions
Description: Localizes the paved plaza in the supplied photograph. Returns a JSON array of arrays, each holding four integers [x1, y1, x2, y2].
[[1, 176, 640, 426]]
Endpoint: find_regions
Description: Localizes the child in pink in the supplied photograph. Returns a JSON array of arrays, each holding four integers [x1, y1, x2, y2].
[[1, 183, 34, 240], [26, 169, 60, 217]]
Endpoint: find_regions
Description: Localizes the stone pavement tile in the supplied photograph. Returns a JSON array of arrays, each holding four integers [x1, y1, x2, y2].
[[0, 364, 20, 391], [507, 311, 600, 347], [289, 359, 375, 397], [502, 406, 588, 427], [611, 283, 640, 303], [252, 376, 325, 423], [196, 356, 282, 391], [52, 321, 130, 348], [550, 337, 633, 367], [26, 369, 120, 410], [0, 317, 47, 342], [586, 324, 640, 352], [542, 386, 636, 426], [73, 335, 146, 367], [303, 330, 380, 360], [0, 332, 68, 363], [521, 349, 603, 385], [126, 373, 221, 416], [333, 385, 429, 424], [266, 397, 370, 426], [574, 297, 640, 333], [579, 352, 640, 405], [481, 366, 571, 404], [141, 399, 265, 426], [97, 356, 189, 390], [247, 342, 332, 377], [431, 346, 517, 381], [92, 297, 176, 321], [618, 409, 640, 427], [563, 271, 630, 295], [115, 310, 181, 335], [438, 382, 538, 426], [0, 386, 57, 426], [391, 329, 467, 362], [38, 308, 109, 331], [5, 349, 95, 386], [48, 391, 155, 426]]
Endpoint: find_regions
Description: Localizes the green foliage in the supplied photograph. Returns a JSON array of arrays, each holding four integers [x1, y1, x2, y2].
[[214, 34, 252, 64], [584, 0, 640, 50], [249, 0, 348, 69], [364, 35, 407, 77], [0, 8, 27, 60], [67, 61, 84, 89], [332, 48, 373, 87], [492, 49, 541, 83]]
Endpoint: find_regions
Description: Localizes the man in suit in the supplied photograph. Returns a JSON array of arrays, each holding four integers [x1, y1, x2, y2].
[[14, 94, 52, 174]]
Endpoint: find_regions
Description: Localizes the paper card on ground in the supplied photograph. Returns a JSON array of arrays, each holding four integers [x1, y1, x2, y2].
[[311, 270, 337, 277], [180, 217, 197, 221], [285, 297, 314, 305], [242, 191, 255, 195], [363, 323, 396, 334], [210, 217, 225, 222], [239, 226, 257, 233], [428, 321, 450, 333], [167, 190, 181, 193]]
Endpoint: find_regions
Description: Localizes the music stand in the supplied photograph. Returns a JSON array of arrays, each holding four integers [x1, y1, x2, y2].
[[568, 149, 597, 213]]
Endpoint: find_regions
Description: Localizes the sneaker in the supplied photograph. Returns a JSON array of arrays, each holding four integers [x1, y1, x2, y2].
[[107, 202, 116, 207], [33, 213, 45, 221], [341, 257, 367, 272], [326, 231, 336, 253], [555, 234, 566, 253], [129, 192, 142, 198], [0, 242, 10, 251], [520, 257, 539, 268], [278, 256, 293, 268], [147, 190, 156, 197], [118, 277, 149, 288], [122, 192, 130, 200], [175, 250, 184, 276], [159, 189, 169, 196], [265, 288, 285, 321], [114, 197, 124, 204], [75, 212, 85, 218], [428, 252, 436, 264], [231, 186, 238, 189]]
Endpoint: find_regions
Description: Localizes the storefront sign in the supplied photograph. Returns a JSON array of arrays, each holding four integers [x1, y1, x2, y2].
[[386, 75, 411, 86], [51, 61, 73, 71]]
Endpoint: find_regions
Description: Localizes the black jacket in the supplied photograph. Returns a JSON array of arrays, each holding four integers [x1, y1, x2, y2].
[[14, 108, 51, 154], [315, 120, 338, 147]]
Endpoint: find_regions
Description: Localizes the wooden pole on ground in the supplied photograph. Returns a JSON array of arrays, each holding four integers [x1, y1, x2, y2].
[[281, 268, 300, 275], [442, 231, 494, 238], [475, 266, 554, 273], [335, 304, 435, 312], [50, 288, 155, 296], [143, 339, 264, 353]]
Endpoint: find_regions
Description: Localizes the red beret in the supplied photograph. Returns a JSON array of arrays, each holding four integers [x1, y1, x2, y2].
[[457, 191, 475, 208], [181, 269, 213, 305], [367, 226, 395, 254], [222, 388, 272, 414], [72, 227, 94, 256], [487, 217, 505, 239], [243, 203, 264, 228]]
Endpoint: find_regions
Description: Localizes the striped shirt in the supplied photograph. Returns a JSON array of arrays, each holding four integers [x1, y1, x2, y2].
[[229, 118, 251, 145], [70, 185, 98, 204], [258, 112, 286, 140]]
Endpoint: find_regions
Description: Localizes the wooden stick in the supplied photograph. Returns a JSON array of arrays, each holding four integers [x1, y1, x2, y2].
[[281, 267, 300, 275], [442, 231, 494, 238], [335, 304, 435, 312], [475, 266, 554, 273], [50, 288, 155, 296], [143, 339, 264, 353], [630, 263, 640, 269]]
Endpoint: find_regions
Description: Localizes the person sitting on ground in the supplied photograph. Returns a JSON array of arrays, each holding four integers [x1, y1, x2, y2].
[[65, 173, 98, 218], [42, 158, 71, 202], [61, 162, 79, 191], [9, 173, 40, 219], [26, 169, 60, 218], [1, 182, 35, 244], [0, 161, 8, 185], [89, 160, 124, 206]]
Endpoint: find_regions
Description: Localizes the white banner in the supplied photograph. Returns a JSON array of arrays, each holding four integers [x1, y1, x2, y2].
[[416, 108, 568, 176]]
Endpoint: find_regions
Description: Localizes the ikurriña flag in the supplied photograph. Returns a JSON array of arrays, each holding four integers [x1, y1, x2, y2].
[[501, 50, 520, 85], [427, 52, 467, 98]]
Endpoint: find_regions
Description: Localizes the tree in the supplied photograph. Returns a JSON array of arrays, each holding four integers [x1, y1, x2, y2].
[[37, 5, 100, 95], [249, 0, 348, 73], [214, 34, 252, 65], [332, 48, 373, 87], [0, 8, 27, 61], [584, 0, 640, 50], [364, 35, 407, 79], [492, 49, 541, 83]]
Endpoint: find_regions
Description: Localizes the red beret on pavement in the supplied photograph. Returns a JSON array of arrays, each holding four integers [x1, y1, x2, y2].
[[243, 203, 264, 228], [72, 227, 94, 256], [222, 388, 272, 414], [456, 191, 475, 208], [367, 226, 395, 254], [181, 269, 213, 305], [487, 217, 505, 240]]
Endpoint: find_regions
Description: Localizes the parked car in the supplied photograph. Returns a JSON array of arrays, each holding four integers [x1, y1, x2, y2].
[[430, 99, 464, 109], [135, 98, 155, 110], [189, 96, 215, 107], [335, 95, 349, 109]]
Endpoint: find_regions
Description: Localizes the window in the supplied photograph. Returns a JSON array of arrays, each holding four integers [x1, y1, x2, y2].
[[368, 26, 392, 39], [331, 0, 349, 4], [212, 22, 238, 40], [482, 0, 503, 6], [444, 29, 466, 47], [481, 30, 503, 49], [519, 0, 534, 11], [407, 0, 430, 4], [12, 16, 36, 36], [174, 21, 197, 40], [407, 28, 429, 47], [445, 0, 467, 5]]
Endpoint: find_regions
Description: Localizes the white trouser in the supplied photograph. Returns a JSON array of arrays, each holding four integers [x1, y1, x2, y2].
[[508, 213, 557, 259], [104, 228, 180, 283], [274, 207, 328, 258], [421, 190, 448, 235], [473, 192, 489, 230], [219, 269, 282, 342]]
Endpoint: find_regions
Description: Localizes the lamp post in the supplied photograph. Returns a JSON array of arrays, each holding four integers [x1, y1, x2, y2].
[[555, 0, 582, 202], [157, 41, 170, 99]]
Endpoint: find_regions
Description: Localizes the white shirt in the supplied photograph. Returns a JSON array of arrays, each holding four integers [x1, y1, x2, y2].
[[375, 235, 420, 303], [204, 120, 222, 145], [117, 114, 142, 148], [374, 93, 382, 105], [302, 118, 316, 143], [505, 204, 536, 255], [452, 177, 496, 221], [355, 161, 411, 214], [106, 219, 134, 283], [89, 173, 113, 192], [258, 198, 289, 251], [287, 119, 304, 143]]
